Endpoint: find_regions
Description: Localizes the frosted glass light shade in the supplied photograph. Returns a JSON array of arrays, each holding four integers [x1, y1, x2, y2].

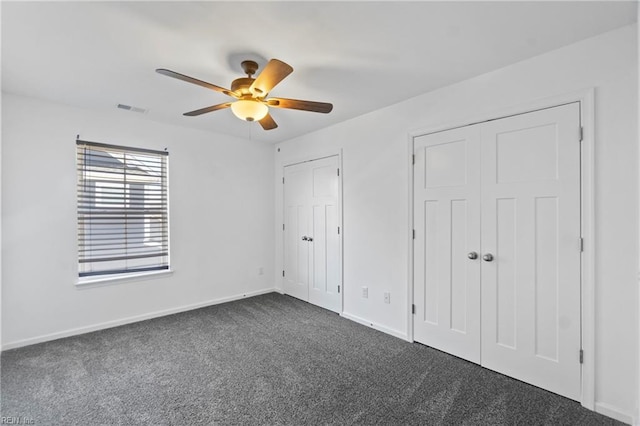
[[231, 100, 268, 122]]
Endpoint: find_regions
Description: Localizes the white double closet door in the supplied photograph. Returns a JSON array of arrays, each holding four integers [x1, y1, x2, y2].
[[413, 103, 582, 400], [283, 156, 341, 313]]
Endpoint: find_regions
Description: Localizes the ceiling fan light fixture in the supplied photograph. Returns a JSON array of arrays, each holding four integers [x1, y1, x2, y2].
[[231, 100, 268, 122], [157, 58, 332, 130]]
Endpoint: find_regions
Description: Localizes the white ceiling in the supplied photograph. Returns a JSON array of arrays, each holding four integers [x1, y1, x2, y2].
[[1, 1, 636, 143]]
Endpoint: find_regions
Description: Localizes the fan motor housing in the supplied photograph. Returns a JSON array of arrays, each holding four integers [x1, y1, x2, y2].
[[231, 77, 255, 96]]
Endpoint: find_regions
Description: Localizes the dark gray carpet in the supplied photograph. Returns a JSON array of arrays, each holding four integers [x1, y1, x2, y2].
[[1, 293, 622, 425]]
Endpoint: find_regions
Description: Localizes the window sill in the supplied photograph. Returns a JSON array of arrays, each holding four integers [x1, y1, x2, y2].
[[76, 269, 174, 288]]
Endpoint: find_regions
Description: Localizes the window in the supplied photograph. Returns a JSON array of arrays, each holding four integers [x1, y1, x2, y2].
[[77, 140, 169, 278]]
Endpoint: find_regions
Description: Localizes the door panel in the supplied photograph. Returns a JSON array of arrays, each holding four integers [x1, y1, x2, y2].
[[413, 126, 482, 364], [284, 156, 341, 313], [422, 199, 439, 324], [480, 103, 581, 401], [450, 199, 469, 333], [495, 123, 559, 183], [495, 197, 517, 349], [312, 205, 327, 292], [309, 157, 341, 313], [283, 166, 310, 301], [535, 196, 560, 361]]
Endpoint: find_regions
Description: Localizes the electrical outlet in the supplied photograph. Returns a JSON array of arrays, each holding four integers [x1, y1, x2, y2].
[[384, 292, 391, 304], [362, 286, 368, 298]]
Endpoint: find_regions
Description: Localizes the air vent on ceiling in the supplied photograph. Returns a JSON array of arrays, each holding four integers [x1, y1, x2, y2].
[[117, 103, 148, 114]]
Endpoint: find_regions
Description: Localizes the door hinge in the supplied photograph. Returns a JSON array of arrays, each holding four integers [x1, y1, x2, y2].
[[579, 127, 584, 142], [579, 349, 584, 364], [337, 168, 340, 176], [338, 226, 340, 235], [412, 229, 415, 239], [412, 304, 416, 314], [282, 177, 285, 184], [412, 154, 415, 165], [580, 237, 584, 252], [338, 285, 341, 293], [283, 223, 285, 231], [282, 270, 285, 277]]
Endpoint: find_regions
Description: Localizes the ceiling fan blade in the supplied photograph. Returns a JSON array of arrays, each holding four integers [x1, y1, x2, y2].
[[156, 69, 237, 98], [249, 59, 293, 98], [259, 113, 278, 130], [183, 102, 232, 117], [267, 98, 333, 114]]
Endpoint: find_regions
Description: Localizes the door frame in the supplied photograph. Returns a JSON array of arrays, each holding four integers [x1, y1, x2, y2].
[[407, 88, 595, 410], [279, 151, 344, 314]]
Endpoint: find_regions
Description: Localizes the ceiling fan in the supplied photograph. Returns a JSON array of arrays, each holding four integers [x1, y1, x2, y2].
[[156, 59, 333, 130]]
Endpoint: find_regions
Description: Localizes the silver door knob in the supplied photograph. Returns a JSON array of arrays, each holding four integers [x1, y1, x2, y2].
[[302, 236, 308, 241], [468, 252, 478, 260], [307, 237, 313, 242], [483, 253, 494, 262]]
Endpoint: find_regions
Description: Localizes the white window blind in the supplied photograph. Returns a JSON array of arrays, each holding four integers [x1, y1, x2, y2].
[[77, 140, 169, 277]]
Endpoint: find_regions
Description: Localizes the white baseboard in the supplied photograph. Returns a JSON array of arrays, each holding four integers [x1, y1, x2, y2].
[[341, 311, 409, 341], [595, 402, 634, 425], [1, 288, 277, 351]]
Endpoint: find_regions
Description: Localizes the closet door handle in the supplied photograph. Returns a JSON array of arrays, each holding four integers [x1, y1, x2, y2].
[[468, 252, 478, 260], [483, 253, 494, 262], [307, 237, 313, 242], [302, 236, 308, 241]]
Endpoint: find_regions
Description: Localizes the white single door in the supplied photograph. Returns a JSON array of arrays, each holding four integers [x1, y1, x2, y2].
[[480, 103, 582, 401], [283, 163, 310, 301], [413, 125, 482, 363], [284, 156, 341, 313]]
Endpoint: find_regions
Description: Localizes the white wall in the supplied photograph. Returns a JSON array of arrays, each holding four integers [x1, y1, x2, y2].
[[0, 4, 4, 355], [275, 24, 638, 422], [637, 7, 640, 426], [0, 68, 3, 354], [1, 93, 275, 348]]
